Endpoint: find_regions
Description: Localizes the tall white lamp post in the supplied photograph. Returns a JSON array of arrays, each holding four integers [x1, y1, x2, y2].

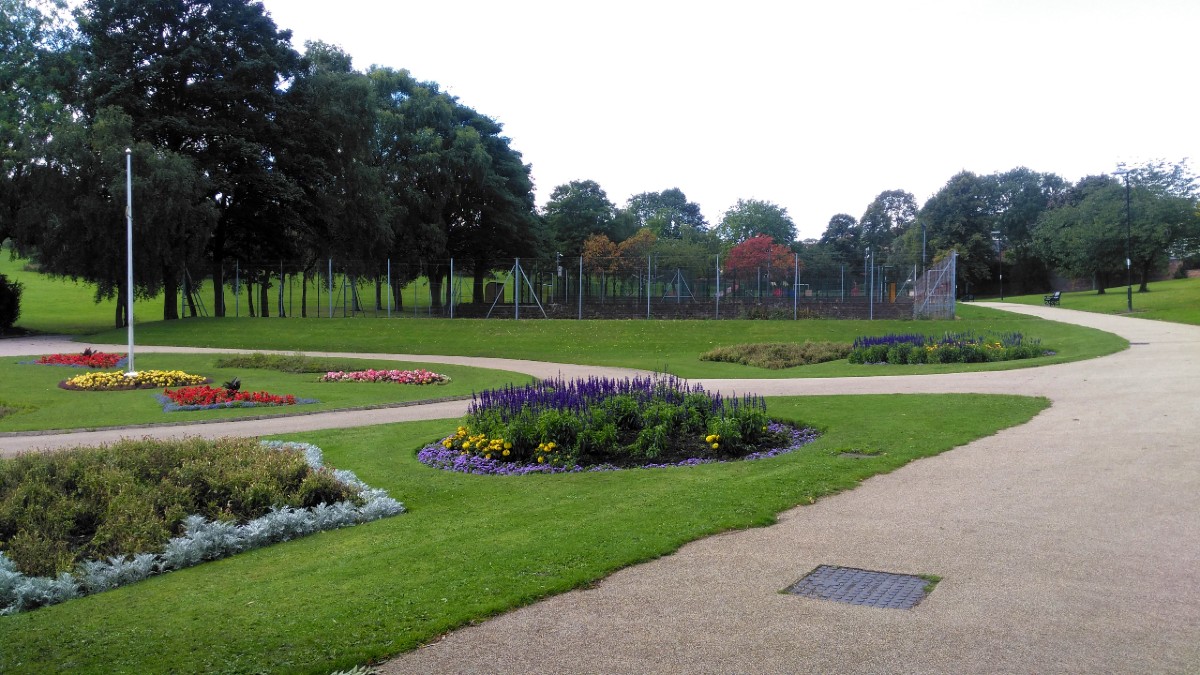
[[125, 148, 136, 375]]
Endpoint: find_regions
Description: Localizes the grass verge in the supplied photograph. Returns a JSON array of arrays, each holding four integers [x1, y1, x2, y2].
[[0, 393, 1048, 673], [79, 303, 1127, 379], [992, 277, 1200, 326], [0, 353, 531, 432]]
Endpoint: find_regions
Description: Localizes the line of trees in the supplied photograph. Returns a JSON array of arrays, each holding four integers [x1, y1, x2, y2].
[[4, 1, 1197, 327]]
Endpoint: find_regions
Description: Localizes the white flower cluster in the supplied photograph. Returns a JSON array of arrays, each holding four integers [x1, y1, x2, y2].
[[0, 441, 404, 615]]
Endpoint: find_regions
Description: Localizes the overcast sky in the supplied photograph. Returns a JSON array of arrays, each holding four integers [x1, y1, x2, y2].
[[258, 0, 1198, 240]]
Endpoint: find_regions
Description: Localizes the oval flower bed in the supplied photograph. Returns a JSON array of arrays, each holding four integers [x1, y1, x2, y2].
[[320, 369, 450, 385], [158, 385, 316, 412], [848, 331, 1051, 365], [32, 350, 126, 369], [60, 370, 208, 391], [418, 375, 818, 475]]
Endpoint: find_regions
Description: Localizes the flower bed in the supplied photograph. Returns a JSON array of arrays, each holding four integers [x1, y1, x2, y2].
[[848, 331, 1049, 365], [159, 385, 316, 411], [60, 369, 209, 391], [31, 350, 125, 368], [418, 422, 820, 475], [419, 375, 813, 473], [320, 368, 450, 385], [0, 440, 404, 616]]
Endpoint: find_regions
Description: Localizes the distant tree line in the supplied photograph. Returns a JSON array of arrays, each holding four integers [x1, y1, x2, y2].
[[3, 1, 1197, 327]]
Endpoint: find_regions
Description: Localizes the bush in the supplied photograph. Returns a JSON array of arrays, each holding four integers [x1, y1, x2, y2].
[[0, 273, 22, 333], [0, 440, 404, 615], [700, 342, 852, 369], [0, 438, 363, 577]]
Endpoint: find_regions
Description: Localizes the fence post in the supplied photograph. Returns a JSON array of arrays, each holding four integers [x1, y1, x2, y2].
[[578, 256, 583, 320], [327, 258, 333, 319], [234, 260, 240, 318], [646, 254, 651, 319], [387, 259, 392, 318], [793, 253, 799, 320], [449, 258, 454, 319], [515, 258, 520, 320]]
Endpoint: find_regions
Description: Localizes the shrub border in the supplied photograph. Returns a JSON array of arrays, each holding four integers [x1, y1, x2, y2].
[[0, 441, 404, 616]]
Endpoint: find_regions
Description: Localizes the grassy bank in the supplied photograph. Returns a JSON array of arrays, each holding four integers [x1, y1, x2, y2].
[[0, 353, 531, 432], [76, 304, 1126, 379], [0, 393, 1048, 673], [993, 277, 1200, 326]]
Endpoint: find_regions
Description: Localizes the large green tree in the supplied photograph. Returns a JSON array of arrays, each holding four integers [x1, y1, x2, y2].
[[0, 0, 75, 243], [624, 188, 707, 239], [13, 108, 214, 325], [1034, 161, 1199, 292], [715, 198, 796, 246], [277, 43, 391, 313], [919, 171, 1001, 291], [858, 189, 917, 253], [75, 0, 301, 317], [543, 180, 618, 257], [817, 213, 861, 262]]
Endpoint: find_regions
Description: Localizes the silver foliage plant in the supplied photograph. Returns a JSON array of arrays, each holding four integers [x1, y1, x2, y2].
[[0, 441, 404, 616]]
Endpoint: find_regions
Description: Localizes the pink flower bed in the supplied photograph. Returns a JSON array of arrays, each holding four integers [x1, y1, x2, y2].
[[320, 369, 450, 385]]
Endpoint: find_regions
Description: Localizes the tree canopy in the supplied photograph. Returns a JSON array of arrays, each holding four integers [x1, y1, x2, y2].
[[715, 199, 796, 246]]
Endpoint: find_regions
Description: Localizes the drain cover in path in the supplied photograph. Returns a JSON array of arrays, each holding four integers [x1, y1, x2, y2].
[[785, 565, 932, 609]]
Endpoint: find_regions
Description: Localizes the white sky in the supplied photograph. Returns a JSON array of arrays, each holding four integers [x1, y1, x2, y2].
[[258, 0, 1199, 240]]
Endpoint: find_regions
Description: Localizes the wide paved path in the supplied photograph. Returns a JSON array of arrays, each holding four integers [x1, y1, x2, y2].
[[2, 305, 1198, 673], [378, 305, 1199, 674]]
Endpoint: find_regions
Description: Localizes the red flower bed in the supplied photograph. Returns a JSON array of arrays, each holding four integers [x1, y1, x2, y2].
[[163, 385, 298, 407], [35, 352, 125, 368]]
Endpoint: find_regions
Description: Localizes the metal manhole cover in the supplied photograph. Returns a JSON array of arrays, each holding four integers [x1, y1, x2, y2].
[[785, 565, 933, 609]]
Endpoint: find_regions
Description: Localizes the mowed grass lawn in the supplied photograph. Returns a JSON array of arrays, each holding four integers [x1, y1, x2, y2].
[[80, 303, 1128, 379], [993, 276, 1200, 326], [0, 353, 531, 432], [0, 393, 1049, 674]]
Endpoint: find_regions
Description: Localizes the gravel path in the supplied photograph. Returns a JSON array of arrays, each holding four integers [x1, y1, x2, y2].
[[2, 304, 1197, 673]]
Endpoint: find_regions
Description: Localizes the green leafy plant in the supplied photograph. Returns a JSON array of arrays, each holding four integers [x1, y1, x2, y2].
[[700, 342, 852, 369]]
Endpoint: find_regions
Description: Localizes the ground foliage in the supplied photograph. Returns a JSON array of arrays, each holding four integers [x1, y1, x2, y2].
[[700, 342, 852, 369], [448, 375, 786, 468], [0, 437, 360, 578], [848, 331, 1047, 364]]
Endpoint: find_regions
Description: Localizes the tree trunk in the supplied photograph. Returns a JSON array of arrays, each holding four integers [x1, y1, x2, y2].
[[392, 277, 404, 312], [211, 227, 226, 317], [1139, 263, 1150, 292], [473, 262, 487, 304], [301, 270, 309, 318], [162, 265, 179, 320], [428, 264, 446, 311], [259, 271, 270, 318], [184, 273, 198, 317], [375, 274, 383, 311], [246, 276, 256, 317], [115, 291, 126, 329]]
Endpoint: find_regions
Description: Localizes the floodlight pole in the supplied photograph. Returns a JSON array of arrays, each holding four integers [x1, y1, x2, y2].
[[1113, 164, 1134, 312], [991, 230, 1003, 300], [125, 148, 135, 374]]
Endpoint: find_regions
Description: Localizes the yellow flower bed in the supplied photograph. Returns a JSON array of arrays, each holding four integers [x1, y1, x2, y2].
[[63, 370, 208, 391]]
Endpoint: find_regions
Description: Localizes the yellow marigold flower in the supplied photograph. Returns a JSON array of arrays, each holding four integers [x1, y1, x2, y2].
[[705, 434, 716, 443], [712, 443, 720, 449], [537, 456, 545, 463], [504, 442, 512, 449], [502, 449, 510, 457]]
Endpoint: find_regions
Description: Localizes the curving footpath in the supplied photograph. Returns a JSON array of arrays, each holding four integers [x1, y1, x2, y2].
[[3, 304, 1199, 672]]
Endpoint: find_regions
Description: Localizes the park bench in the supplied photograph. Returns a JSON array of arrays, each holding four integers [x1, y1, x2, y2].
[[1044, 291, 1061, 306]]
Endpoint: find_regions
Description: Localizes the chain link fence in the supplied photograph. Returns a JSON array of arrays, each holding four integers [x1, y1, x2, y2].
[[176, 252, 956, 321]]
